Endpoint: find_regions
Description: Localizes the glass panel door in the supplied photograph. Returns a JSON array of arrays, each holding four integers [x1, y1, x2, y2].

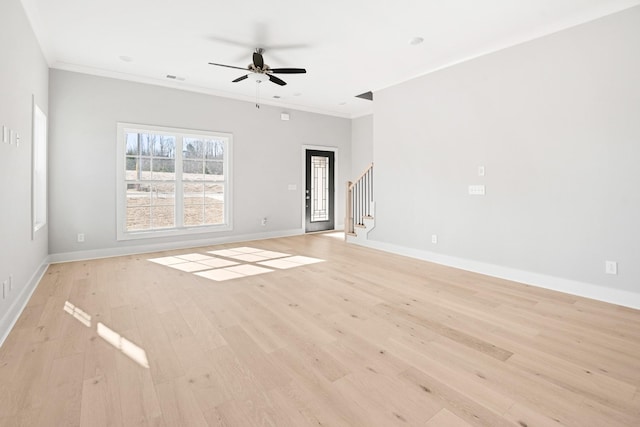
[[305, 150, 334, 232], [311, 155, 329, 222]]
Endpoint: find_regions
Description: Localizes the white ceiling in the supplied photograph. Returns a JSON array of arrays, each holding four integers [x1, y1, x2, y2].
[[20, 0, 640, 118]]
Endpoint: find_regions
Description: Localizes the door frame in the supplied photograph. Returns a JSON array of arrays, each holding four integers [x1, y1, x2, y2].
[[301, 145, 339, 233]]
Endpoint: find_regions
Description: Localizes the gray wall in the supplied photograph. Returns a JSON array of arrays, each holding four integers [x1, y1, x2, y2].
[[351, 114, 374, 175], [0, 0, 49, 341], [48, 70, 351, 255], [372, 6, 640, 294]]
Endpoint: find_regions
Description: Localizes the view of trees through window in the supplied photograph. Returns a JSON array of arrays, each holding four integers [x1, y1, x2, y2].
[[123, 130, 227, 232], [182, 137, 225, 227]]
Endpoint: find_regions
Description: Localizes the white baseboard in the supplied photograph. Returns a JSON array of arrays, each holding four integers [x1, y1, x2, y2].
[[48, 228, 305, 264], [0, 259, 49, 347], [353, 239, 640, 310]]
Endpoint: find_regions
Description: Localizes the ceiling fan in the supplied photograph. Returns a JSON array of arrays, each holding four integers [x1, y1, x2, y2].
[[208, 48, 306, 86]]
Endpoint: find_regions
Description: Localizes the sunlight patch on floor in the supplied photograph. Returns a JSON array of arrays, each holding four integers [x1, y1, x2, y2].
[[174, 253, 214, 262], [63, 300, 92, 327], [62, 300, 149, 369], [195, 264, 274, 282], [97, 322, 150, 369], [195, 268, 245, 281], [208, 248, 290, 262], [148, 247, 324, 282], [198, 258, 239, 268], [147, 256, 186, 266], [257, 258, 302, 270], [166, 262, 213, 272]]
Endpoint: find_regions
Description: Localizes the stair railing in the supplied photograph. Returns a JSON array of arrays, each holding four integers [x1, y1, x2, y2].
[[345, 162, 374, 238]]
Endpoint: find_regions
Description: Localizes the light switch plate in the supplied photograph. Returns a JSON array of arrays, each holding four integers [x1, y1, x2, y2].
[[468, 185, 486, 195], [605, 260, 617, 275]]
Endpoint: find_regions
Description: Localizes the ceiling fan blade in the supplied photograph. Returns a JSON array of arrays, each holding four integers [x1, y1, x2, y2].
[[268, 74, 287, 86], [232, 75, 248, 83], [253, 52, 264, 69], [208, 62, 247, 71], [269, 68, 307, 74]]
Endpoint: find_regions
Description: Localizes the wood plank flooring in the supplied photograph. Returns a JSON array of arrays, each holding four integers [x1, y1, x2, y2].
[[1, 234, 639, 426]]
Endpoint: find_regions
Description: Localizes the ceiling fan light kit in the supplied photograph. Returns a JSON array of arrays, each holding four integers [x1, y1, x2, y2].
[[248, 73, 268, 83]]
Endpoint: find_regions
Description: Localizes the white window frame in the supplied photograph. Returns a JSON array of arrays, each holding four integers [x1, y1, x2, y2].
[[116, 123, 232, 241], [32, 99, 47, 237]]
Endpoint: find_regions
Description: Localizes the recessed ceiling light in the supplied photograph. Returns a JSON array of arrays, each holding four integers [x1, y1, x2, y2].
[[338, 101, 347, 106], [273, 95, 281, 99], [119, 55, 133, 62], [293, 92, 302, 97], [409, 37, 424, 46]]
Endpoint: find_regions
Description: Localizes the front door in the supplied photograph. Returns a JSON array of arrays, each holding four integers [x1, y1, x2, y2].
[[305, 150, 335, 232]]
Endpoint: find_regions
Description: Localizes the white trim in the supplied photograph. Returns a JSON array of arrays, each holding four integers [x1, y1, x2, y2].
[[301, 145, 339, 233], [116, 123, 233, 241], [48, 228, 304, 264], [31, 98, 47, 239], [0, 260, 49, 347], [352, 239, 640, 310]]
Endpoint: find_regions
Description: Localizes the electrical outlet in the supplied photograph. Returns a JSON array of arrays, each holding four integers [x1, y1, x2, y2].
[[77, 233, 85, 243], [478, 166, 485, 176], [605, 261, 617, 275], [261, 218, 267, 226], [431, 234, 438, 244]]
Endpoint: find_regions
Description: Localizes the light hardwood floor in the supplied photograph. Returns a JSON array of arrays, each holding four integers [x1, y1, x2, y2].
[[1, 234, 639, 426]]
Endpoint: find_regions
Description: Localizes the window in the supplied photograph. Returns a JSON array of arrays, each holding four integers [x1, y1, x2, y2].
[[116, 123, 231, 240], [32, 101, 47, 236]]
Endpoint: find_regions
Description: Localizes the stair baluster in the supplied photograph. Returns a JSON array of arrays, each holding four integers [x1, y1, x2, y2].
[[345, 163, 373, 239]]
